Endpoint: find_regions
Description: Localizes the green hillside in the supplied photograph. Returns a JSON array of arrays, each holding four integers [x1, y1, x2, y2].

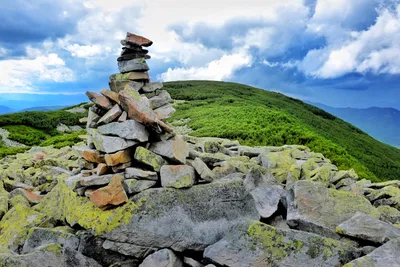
[[164, 80, 400, 182]]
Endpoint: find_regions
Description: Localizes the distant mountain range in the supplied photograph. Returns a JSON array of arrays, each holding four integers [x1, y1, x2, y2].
[[308, 102, 400, 148], [21, 106, 67, 112], [0, 105, 66, 114], [0, 105, 14, 114]]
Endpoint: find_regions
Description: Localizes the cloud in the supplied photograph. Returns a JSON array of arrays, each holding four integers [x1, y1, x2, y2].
[[66, 44, 105, 58], [302, 5, 400, 78], [0, 49, 75, 93], [159, 49, 252, 81]]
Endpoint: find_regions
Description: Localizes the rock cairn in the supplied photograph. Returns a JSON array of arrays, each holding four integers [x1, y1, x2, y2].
[[71, 32, 200, 210]]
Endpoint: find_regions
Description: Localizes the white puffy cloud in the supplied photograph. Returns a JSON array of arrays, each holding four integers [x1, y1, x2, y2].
[[159, 49, 252, 81], [66, 44, 105, 58], [303, 5, 400, 78], [0, 47, 7, 57], [0, 50, 74, 93]]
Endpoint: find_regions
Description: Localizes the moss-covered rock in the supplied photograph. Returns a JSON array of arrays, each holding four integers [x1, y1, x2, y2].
[[204, 222, 359, 267], [287, 180, 379, 238], [134, 147, 166, 172], [0, 181, 8, 221]]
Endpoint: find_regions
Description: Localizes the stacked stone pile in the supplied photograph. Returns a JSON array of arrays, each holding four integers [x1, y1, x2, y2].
[[70, 32, 199, 210]]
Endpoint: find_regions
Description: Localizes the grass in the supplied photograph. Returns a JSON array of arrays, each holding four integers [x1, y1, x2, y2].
[[164, 80, 400, 182]]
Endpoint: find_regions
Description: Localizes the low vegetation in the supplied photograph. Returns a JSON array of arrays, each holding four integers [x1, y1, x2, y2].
[[164, 81, 400, 182]]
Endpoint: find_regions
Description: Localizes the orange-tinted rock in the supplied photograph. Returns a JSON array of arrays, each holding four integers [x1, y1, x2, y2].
[[100, 89, 120, 104], [33, 152, 46, 161], [119, 90, 173, 133], [90, 175, 128, 210], [86, 91, 113, 110], [9, 188, 43, 204], [96, 163, 108, 176], [112, 162, 131, 173], [75, 147, 105, 163], [125, 32, 153, 47], [105, 150, 132, 167]]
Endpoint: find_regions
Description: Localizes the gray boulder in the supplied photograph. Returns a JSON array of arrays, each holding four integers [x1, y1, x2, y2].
[[343, 238, 400, 267], [139, 249, 183, 267], [150, 135, 189, 164], [336, 212, 400, 244], [204, 222, 359, 267], [134, 147, 166, 172], [0, 244, 101, 267], [149, 90, 172, 109], [22, 227, 80, 253], [250, 185, 286, 218], [102, 239, 156, 258], [97, 120, 149, 142], [286, 180, 379, 238], [189, 157, 215, 182], [141, 82, 163, 93], [154, 104, 176, 120], [97, 104, 122, 125], [101, 177, 258, 252], [124, 167, 158, 181], [118, 58, 149, 73], [160, 165, 195, 189], [81, 174, 113, 187], [91, 129, 137, 154], [124, 179, 156, 194]]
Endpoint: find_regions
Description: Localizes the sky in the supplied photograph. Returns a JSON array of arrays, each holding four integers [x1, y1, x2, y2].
[[0, 0, 400, 110]]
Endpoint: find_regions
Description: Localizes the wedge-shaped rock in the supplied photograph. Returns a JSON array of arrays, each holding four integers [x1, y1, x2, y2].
[[87, 108, 100, 128], [204, 222, 359, 267], [125, 32, 153, 47], [139, 249, 183, 267], [0, 244, 101, 267], [134, 147, 166, 172], [96, 163, 108, 176], [74, 146, 105, 163], [100, 89, 120, 104], [287, 180, 379, 238], [118, 58, 149, 73], [141, 82, 163, 93], [22, 226, 79, 253], [119, 90, 173, 133], [105, 150, 131, 167], [250, 185, 286, 218], [109, 79, 144, 93], [125, 167, 158, 181], [91, 129, 137, 154], [118, 111, 128, 122], [189, 157, 215, 182], [150, 135, 189, 164], [154, 104, 176, 120], [149, 90, 172, 109], [81, 174, 113, 187], [336, 212, 400, 244], [90, 175, 128, 210], [86, 91, 113, 110], [124, 179, 156, 195], [160, 165, 195, 189], [98, 120, 149, 142], [101, 177, 259, 252], [343, 238, 400, 267], [97, 104, 122, 125]]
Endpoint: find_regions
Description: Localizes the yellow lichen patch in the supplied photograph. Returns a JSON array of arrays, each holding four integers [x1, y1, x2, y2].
[[35, 181, 144, 235], [247, 222, 304, 260], [0, 203, 52, 250]]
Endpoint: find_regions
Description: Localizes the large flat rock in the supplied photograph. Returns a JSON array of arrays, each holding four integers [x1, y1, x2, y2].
[[287, 180, 379, 238], [204, 222, 359, 267], [101, 177, 258, 253]]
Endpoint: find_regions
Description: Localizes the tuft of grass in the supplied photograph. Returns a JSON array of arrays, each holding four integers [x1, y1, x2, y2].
[[3, 125, 50, 146]]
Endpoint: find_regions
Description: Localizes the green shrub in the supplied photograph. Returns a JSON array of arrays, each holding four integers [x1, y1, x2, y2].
[[40, 131, 86, 148], [3, 125, 49, 146]]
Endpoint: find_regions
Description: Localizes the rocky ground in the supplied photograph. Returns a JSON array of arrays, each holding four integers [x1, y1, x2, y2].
[[0, 128, 27, 148], [1, 32, 399, 267], [0, 137, 399, 266]]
